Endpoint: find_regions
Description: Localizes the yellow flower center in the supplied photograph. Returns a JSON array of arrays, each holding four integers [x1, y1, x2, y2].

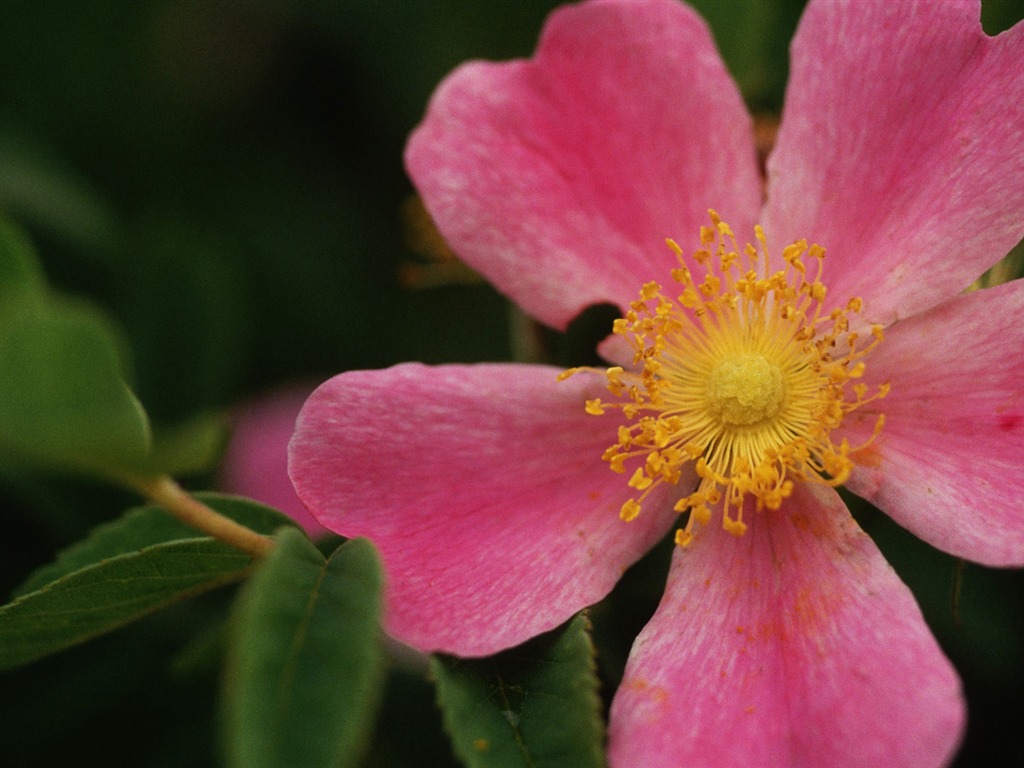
[[706, 354, 784, 426], [560, 211, 888, 546]]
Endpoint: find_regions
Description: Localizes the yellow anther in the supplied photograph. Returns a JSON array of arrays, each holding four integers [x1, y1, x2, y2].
[[628, 467, 652, 491], [562, 211, 887, 547], [641, 282, 661, 300], [723, 517, 748, 536], [620, 498, 641, 522]]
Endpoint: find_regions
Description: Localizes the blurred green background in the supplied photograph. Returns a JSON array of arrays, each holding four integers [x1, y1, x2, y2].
[[2, 1, 1022, 765]]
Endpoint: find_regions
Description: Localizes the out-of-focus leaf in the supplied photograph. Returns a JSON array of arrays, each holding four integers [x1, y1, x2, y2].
[[689, 0, 801, 108], [0, 300, 152, 475], [0, 215, 46, 305], [0, 539, 256, 671], [142, 410, 231, 477], [0, 218, 233, 480], [432, 612, 605, 768], [224, 530, 384, 768], [0, 127, 118, 255], [12, 494, 296, 597], [0, 219, 150, 476]]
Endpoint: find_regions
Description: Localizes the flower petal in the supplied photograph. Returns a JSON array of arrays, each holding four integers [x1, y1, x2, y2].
[[405, 0, 761, 330], [607, 483, 964, 768], [288, 362, 681, 655], [762, 0, 1024, 325], [219, 383, 330, 539], [844, 279, 1024, 565]]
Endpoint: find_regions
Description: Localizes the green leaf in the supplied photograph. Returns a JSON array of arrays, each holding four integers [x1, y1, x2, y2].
[[12, 494, 297, 597], [141, 410, 231, 476], [0, 215, 46, 306], [224, 531, 385, 768], [0, 220, 231, 479], [0, 297, 152, 476], [0, 496, 297, 670], [0, 539, 255, 671], [432, 613, 606, 768], [0, 220, 223, 480]]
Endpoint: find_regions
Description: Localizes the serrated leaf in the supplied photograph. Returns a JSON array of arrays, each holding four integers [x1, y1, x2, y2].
[[12, 494, 297, 597], [0, 538, 257, 671], [432, 612, 606, 768], [0, 298, 152, 475], [224, 530, 384, 768]]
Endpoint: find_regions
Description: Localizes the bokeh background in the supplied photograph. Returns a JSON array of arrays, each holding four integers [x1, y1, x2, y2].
[[2, 1, 1022, 765]]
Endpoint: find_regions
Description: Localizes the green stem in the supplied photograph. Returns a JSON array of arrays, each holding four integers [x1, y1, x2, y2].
[[128, 475, 275, 559]]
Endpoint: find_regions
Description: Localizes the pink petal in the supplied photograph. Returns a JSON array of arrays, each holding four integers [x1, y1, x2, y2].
[[608, 483, 964, 768], [288, 363, 681, 655], [843, 279, 1024, 566], [405, 0, 761, 331], [762, 0, 1024, 326], [219, 383, 330, 539]]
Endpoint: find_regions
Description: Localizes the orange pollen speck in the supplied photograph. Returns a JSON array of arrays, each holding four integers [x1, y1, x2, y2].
[[560, 210, 888, 545]]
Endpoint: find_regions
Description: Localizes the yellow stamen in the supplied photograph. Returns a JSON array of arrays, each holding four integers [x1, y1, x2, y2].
[[563, 210, 888, 545]]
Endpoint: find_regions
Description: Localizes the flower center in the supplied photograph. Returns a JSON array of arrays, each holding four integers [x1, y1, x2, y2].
[[560, 211, 888, 546], [706, 354, 783, 426]]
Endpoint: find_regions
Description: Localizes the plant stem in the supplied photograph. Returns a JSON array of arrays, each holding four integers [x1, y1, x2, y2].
[[129, 475, 275, 559]]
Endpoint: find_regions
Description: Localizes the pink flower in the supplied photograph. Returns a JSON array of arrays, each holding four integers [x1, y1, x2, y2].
[[289, 1, 1024, 766], [220, 384, 330, 539]]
